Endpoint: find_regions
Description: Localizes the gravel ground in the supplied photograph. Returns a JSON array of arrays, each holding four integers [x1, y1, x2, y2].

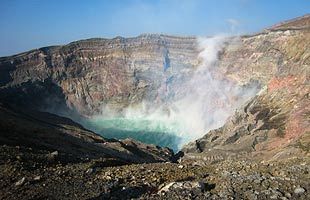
[[0, 145, 309, 199]]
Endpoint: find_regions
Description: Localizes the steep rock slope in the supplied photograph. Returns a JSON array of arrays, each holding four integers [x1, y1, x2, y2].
[[182, 15, 310, 161], [0, 35, 198, 116], [0, 103, 173, 164]]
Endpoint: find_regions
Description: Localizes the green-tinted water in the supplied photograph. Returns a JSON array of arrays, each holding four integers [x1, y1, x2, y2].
[[85, 117, 183, 152]]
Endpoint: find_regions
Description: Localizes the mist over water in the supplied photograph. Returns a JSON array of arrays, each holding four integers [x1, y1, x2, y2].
[[86, 36, 259, 152]]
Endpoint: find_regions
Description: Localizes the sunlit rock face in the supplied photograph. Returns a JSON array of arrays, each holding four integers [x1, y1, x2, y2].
[[0, 34, 199, 116], [182, 15, 310, 160]]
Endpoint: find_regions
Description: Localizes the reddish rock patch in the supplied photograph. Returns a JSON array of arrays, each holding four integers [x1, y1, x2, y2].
[[267, 76, 296, 92]]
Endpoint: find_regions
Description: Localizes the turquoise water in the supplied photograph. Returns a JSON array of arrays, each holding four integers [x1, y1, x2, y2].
[[85, 117, 183, 152]]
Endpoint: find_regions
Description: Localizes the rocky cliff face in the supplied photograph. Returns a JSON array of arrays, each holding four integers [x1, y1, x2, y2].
[[182, 15, 310, 161], [0, 34, 198, 116]]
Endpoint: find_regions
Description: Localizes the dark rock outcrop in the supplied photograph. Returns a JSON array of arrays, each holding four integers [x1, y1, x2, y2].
[[0, 103, 173, 164]]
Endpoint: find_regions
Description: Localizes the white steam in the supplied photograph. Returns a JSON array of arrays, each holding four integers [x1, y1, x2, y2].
[[88, 36, 259, 151]]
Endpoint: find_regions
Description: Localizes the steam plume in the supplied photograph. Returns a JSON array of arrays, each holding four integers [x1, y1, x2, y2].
[[86, 36, 259, 151]]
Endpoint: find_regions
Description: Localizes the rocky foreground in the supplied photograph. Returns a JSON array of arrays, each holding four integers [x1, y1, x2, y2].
[[0, 144, 309, 199]]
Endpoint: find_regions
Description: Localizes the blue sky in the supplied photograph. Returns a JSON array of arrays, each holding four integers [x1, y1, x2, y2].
[[0, 0, 309, 56]]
